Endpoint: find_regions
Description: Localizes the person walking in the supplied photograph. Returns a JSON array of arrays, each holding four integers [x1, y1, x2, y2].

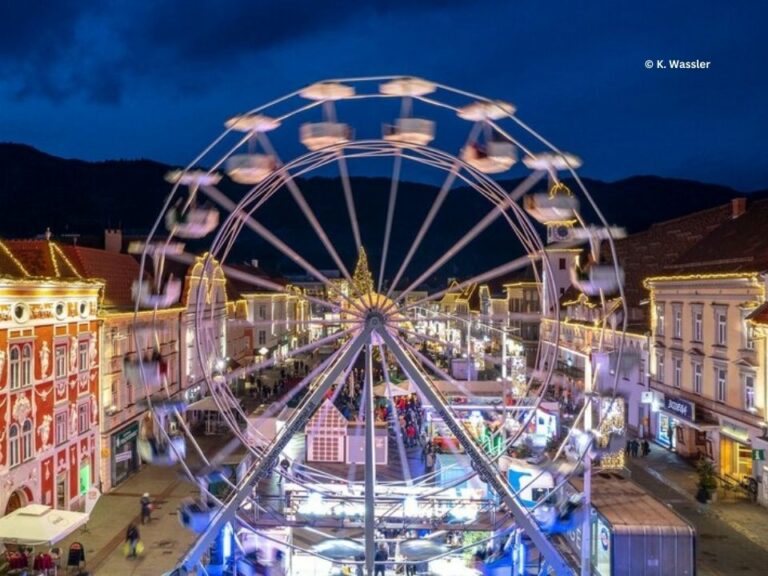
[[374, 544, 388, 576], [125, 524, 140, 559], [641, 439, 650, 457], [140, 492, 152, 524], [631, 439, 639, 457]]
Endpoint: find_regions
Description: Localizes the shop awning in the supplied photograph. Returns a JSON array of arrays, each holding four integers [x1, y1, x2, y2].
[[187, 395, 240, 412], [0, 504, 88, 546], [372, 382, 412, 397]]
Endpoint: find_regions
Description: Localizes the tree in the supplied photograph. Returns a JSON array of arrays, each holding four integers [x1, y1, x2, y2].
[[352, 247, 375, 296]]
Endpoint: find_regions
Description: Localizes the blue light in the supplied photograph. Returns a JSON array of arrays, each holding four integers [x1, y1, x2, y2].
[[222, 522, 233, 561]]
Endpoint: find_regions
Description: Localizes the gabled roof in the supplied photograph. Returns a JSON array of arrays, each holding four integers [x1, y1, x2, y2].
[[4, 239, 82, 279], [307, 398, 348, 432], [747, 302, 768, 326], [661, 198, 768, 275], [608, 202, 733, 309], [59, 245, 141, 308], [0, 240, 30, 277]]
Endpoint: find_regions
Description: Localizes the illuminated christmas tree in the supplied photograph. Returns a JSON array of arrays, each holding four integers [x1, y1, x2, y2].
[[352, 247, 375, 296]]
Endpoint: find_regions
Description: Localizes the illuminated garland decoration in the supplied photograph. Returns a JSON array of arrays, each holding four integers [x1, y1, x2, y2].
[[643, 272, 762, 289], [50, 242, 81, 278], [0, 240, 30, 277]]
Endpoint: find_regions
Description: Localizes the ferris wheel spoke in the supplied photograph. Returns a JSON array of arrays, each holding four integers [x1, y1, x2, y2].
[[398, 253, 545, 314], [258, 134, 354, 283], [199, 182, 369, 317], [377, 343, 413, 486], [386, 122, 483, 298], [337, 152, 362, 253], [165, 249, 365, 321], [395, 170, 545, 304], [378, 152, 402, 293], [224, 326, 355, 385]]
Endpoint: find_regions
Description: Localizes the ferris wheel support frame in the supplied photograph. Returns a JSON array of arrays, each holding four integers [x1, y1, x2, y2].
[[377, 327, 573, 575], [177, 326, 374, 572]]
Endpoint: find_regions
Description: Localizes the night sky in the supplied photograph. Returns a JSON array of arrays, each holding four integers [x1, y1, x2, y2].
[[2, 1, 767, 190]]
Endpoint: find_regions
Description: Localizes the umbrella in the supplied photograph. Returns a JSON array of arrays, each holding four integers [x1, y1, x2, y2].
[[372, 382, 412, 397], [399, 539, 448, 561], [0, 504, 88, 546], [312, 538, 365, 560]]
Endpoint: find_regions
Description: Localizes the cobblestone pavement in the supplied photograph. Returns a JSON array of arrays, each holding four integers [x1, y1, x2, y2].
[[625, 441, 768, 575]]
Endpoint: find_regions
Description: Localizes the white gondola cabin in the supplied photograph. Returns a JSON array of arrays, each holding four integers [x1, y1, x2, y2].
[[461, 141, 517, 174], [179, 499, 219, 533], [123, 354, 166, 388], [132, 278, 182, 309], [300, 122, 351, 151], [570, 263, 625, 296], [225, 154, 277, 185], [165, 205, 219, 239], [382, 118, 435, 146], [137, 435, 187, 466], [523, 152, 582, 172], [523, 192, 579, 224]]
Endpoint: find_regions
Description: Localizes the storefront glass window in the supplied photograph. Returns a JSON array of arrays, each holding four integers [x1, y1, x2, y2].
[[79, 462, 90, 496]]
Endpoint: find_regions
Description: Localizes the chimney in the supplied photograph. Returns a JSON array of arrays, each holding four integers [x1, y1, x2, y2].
[[105, 229, 123, 253], [731, 197, 747, 219]]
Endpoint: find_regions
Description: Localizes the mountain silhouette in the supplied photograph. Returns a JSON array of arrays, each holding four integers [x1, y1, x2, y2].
[[1, 143, 764, 285]]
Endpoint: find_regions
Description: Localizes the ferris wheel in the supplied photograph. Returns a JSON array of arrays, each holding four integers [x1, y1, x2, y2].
[[129, 76, 628, 576]]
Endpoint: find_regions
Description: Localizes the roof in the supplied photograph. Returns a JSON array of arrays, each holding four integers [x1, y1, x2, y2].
[[660, 198, 768, 275], [0, 240, 29, 277], [570, 472, 691, 530], [307, 398, 348, 433], [607, 202, 733, 311], [747, 302, 768, 326], [4, 239, 82, 279], [59, 245, 141, 308]]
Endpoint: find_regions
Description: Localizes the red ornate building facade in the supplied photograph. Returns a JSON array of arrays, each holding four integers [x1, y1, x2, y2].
[[0, 240, 102, 513]]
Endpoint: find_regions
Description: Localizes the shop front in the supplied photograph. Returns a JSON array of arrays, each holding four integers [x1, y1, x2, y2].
[[655, 396, 712, 458], [718, 418, 755, 485], [110, 421, 140, 487]]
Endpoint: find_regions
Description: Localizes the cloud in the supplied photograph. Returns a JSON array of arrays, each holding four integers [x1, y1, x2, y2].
[[0, 0, 466, 103]]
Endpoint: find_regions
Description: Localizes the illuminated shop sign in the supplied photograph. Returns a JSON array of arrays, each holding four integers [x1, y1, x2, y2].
[[664, 397, 695, 422]]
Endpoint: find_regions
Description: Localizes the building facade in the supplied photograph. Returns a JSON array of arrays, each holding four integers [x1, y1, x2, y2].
[[0, 240, 102, 513]]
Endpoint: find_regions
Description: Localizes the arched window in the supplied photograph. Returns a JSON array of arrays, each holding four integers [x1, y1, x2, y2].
[[9, 347, 20, 389], [21, 420, 33, 461], [21, 344, 33, 386], [8, 424, 20, 467]]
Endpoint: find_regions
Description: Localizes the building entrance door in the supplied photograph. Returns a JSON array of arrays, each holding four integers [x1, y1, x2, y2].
[[56, 473, 68, 510], [5, 490, 25, 514]]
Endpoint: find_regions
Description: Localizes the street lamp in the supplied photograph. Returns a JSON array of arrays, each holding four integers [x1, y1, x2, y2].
[[258, 347, 269, 357]]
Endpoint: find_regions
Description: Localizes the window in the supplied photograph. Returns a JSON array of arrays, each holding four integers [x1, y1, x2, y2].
[[673, 306, 682, 339], [745, 374, 756, 411], [655, 303, 665, 336], [77, 403, 89, 434], [8, 424, 20, 467], [673, 358, 682, 388], [9, 346, 21, 389], [716, 310, 727, 345], [656, 353, 665, 381], [558, 258, 566, 271], [693, 362, 702, 395], [745, 322, 755, 351], [78, 341, 88, 372], [258, 305, 267, 320], [716, 367, 727, 403], [21, 344, 32, 386], [21, 420, 33, 461], [126, 378, 134, 406], [693, 309, 703, 342], [55, 345, 67, 378], [55, 411, 68, 446], [258, 331, 266, 345]]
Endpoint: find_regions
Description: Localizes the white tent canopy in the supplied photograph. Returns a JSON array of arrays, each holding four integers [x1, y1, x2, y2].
[[187, 395, 240, 412], [0, 504, 88, 546]]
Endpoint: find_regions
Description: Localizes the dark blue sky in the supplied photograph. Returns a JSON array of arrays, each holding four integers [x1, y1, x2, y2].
[[2, 0, 767, 190]]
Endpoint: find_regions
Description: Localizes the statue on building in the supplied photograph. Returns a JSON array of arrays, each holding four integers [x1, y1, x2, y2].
[[70, 337, 78, 373], [39, 341, 51, 378]]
